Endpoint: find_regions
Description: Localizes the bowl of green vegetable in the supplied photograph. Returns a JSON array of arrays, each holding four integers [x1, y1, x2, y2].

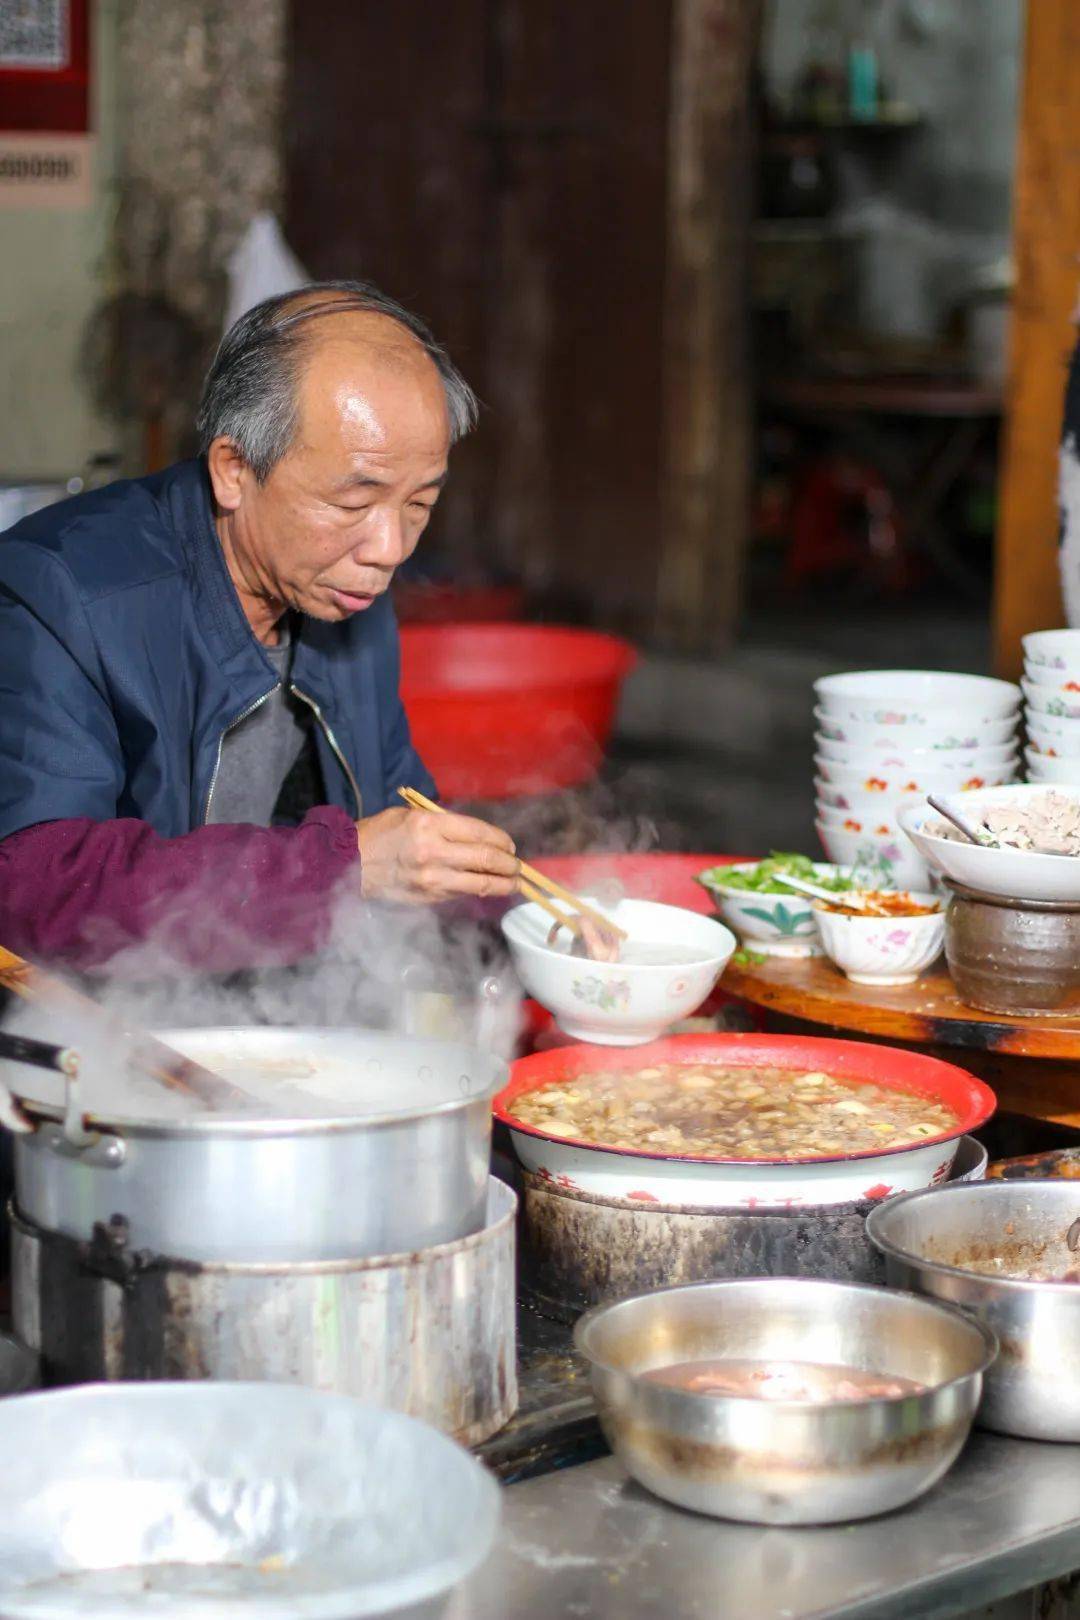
[[697, 854, 855, 957]]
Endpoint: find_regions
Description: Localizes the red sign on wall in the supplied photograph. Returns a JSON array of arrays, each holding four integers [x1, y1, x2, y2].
[[0, 0, 90, 134], [0, 0, 92, 207]]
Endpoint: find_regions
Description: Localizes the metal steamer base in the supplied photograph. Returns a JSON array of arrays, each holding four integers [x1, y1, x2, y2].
[[518, 1135, 989, 1321], [11, 1178, 518, 1448]]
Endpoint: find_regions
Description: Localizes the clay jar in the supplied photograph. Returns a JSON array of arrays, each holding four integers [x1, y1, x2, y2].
[[945, 881, 1080, 1016]]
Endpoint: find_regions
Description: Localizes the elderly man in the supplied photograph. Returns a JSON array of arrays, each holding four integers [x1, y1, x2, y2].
[[0, 281, 519, 971]]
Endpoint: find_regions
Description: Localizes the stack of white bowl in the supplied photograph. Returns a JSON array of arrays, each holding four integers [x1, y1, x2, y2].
[[1021, 630, 1080, 784], [814, 671, 1022, 889]]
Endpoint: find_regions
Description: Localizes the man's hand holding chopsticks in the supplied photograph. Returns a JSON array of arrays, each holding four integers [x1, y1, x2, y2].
[[356, 808, 519, 902]]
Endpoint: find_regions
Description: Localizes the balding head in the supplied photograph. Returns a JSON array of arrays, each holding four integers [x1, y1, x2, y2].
[[197, 278, 477, 482]]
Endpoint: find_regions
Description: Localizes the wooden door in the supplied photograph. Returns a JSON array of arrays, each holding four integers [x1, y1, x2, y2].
[[286, 0, 671, 630], [286, 0, 755, 646], [285, 0, 492, 573]]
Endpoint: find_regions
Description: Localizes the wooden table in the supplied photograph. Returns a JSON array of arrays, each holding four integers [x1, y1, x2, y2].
[[723, 955, 1080, 1132]]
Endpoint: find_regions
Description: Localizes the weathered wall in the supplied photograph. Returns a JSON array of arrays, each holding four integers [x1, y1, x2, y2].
[[116, 0, 286, 332], [0, 0, 288, 480], [0, 0, 121, 479]]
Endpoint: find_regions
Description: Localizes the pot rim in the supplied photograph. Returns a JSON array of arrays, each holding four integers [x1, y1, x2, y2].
[[16, 1084, 502, 1138], [9, 1027, 507, 1138], [944, 880, 1080, 914], [497, 1033, 995, 1169], [573, 1276, 999, 1407], [866, 1180, 1080, 1295]]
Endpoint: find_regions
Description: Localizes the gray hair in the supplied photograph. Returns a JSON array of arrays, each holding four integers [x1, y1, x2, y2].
[[196, 278, 478, 481]]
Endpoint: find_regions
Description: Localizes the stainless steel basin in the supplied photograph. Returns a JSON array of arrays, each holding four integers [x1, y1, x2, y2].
[[575, 1277, 994, 1526], [867, 1178, 1080, 1441], [0, 1382, 499, 1618]]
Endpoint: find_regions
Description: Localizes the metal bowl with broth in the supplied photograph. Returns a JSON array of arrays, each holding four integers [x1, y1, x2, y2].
[[574, 1278, 995, 1525], [867, 1180, 1080, 1441]]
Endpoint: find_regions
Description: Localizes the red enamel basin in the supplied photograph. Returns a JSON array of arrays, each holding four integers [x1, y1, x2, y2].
[[496, 1033, 996, 1207]]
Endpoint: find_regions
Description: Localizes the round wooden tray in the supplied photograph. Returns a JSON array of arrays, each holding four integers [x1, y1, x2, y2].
[[722, 955, 1080, 1061]]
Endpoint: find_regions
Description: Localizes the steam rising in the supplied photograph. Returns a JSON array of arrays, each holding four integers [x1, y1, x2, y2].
[[1, 888, 520, 1123], [0, 775, 662, 1123]]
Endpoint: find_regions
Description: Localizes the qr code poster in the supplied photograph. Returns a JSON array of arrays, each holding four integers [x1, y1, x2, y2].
[[0, 1, 69, 71], [0, 0, 88, 136]]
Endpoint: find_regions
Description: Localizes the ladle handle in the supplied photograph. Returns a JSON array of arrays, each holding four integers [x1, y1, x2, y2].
[[0, 1031, 79, 1077]]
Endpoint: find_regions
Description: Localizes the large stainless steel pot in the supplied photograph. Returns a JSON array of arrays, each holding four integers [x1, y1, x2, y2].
[[12, 1180, 518, 1446], [3, 1028, 505, 1263], [867, 1180, 1080, 1442]]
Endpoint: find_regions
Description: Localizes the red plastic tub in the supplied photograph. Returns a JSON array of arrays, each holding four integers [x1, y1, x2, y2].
[[399, 623, 638, 799]]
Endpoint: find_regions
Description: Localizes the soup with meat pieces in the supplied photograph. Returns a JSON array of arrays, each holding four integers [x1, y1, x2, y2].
[[508, 1063, 958, 1158], [643, 1358, 925, 1402], [950, 1256, 1080, 1283]]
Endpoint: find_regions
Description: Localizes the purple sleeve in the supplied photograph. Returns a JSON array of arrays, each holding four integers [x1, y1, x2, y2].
[[0, 810, 360, 974]]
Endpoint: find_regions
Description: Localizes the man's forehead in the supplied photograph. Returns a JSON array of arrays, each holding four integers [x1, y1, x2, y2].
[[296, 314, 440, 397], [295, 327, 446, 439]]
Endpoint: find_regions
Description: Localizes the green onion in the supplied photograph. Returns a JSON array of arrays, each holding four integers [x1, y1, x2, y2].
[[700, 852, 854, 895]]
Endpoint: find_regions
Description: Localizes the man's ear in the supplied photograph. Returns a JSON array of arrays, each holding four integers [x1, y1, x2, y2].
[[206, 438, 249, 512]]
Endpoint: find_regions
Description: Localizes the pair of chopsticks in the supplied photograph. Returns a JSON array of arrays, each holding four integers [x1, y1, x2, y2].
[[397, 787, 628, 943]]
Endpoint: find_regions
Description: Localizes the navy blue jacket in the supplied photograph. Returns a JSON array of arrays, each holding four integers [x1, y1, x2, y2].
[[0, 459, 435, 843]]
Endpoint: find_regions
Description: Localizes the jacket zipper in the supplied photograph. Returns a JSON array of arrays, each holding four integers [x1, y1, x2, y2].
[[203, 687, 277, 823], [291, 684, 363, 818]]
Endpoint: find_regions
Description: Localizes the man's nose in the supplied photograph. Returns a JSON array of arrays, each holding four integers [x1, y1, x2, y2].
[[355, 508, 409, 569]]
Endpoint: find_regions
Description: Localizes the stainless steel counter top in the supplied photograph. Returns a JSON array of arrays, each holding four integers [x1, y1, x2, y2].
[[451, 1433, 1080, 1620]]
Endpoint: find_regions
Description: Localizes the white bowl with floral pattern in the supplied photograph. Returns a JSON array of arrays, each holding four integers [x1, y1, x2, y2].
[[815, 709, 1019, 751], [814, 734, 1019, 770], [699, 862, 849, 958], [813, 893, 945, 986], [816, 780, 906, 818], [816, 822, 931, 892], [815, 672, 1021, 725], [814, 758, 1018, 797], [1023, 680, 1080, 720], [501, 897, 736, 1046], [1026, 716, 1080, 756], [1023, 662, 1080, 691], [1024, 748, 1080, 784], [816, 801, 902, 838], [1022, 630, 1080, 669]]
